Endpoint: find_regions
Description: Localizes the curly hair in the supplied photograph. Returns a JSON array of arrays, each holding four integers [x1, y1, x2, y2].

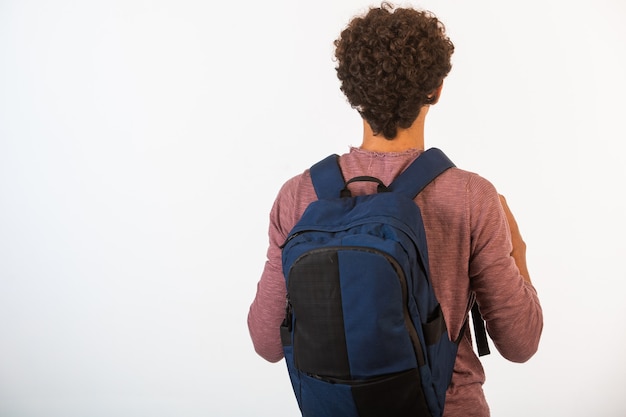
[[334, 2, 454, 139]]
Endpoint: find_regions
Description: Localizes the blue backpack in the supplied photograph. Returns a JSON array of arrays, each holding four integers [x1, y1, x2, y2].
[[280, 148, 486, 417]]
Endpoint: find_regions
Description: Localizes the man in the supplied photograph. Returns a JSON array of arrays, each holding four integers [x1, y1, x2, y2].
[[248, 3, 543, 416]]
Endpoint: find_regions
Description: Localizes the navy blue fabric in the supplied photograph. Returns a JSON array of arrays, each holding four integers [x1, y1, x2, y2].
[[338, 249, 416, 378], [281, 148, 456, 417], [389, 148, 455, 197], [309, 154, 345, 199]]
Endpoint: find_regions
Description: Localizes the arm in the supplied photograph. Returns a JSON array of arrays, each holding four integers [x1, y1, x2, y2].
[[247, 252, 287, 363], [498, 194, 531, 284], [247, 203, 289, 362], [247, 178, 303, 363], [469, 177, 543, 363]]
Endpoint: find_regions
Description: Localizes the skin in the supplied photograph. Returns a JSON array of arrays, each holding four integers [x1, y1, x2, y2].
[[359, 85, 532, 284]]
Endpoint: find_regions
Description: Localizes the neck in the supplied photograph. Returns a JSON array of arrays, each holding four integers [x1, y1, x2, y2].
[[359, 105, 429, 153]]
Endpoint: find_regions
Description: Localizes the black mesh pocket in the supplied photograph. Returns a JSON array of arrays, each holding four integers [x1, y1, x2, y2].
[[288, 249, 350, 378]]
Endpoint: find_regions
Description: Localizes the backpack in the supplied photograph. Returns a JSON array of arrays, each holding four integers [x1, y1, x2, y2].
[[280, 148, 488, 417]]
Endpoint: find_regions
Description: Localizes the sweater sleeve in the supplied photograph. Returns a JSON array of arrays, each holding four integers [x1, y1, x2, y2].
[[247, 177, 300, 363], [468, 175, 543, 363]]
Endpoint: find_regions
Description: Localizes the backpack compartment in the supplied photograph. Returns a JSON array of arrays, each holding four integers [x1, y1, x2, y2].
[[284, 233, 433, 417], [287, 245, 420, 378]]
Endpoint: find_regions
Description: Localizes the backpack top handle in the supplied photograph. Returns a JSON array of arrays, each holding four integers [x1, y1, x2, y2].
[[310, 148, 455, 200]]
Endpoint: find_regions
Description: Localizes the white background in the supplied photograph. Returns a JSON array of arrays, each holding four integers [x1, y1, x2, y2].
[[1, 0, 625, 416]]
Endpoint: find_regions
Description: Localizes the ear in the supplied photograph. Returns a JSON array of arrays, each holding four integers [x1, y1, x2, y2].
[[428, 83, 444, 105]]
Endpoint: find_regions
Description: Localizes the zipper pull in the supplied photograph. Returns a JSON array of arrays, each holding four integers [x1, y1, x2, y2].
[[280, 232, 301, 249]]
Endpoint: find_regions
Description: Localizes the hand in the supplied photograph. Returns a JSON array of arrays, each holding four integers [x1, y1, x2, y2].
[[499, 195, 531, 284]]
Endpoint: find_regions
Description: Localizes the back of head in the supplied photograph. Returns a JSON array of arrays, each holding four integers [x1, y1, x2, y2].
[[334, 2, 454, 139]]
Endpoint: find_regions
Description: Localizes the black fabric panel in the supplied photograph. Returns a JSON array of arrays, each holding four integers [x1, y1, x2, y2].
[[280, 303, 292, 347], [423, 304, 447, 346], [352, 369, 431, 417], [288, 250, 351, 379]]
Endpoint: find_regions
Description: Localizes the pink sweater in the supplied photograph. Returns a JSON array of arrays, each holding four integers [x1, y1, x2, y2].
[[248, 147, 543, 417]]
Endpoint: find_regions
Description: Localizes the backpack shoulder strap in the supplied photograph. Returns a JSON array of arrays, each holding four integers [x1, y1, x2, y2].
[[389, 148, 455, 198], [471, 302, 491, 356], [310, 148, 454, 200], [309, 154, 345, 200]]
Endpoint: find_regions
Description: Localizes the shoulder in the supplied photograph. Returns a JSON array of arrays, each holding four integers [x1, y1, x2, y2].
[[270, 169, 317, 237], [276, 170, 314, 205], [416, 166, 502, 229], [426, 166, 498, 199], [441, 166, 495, 188]]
